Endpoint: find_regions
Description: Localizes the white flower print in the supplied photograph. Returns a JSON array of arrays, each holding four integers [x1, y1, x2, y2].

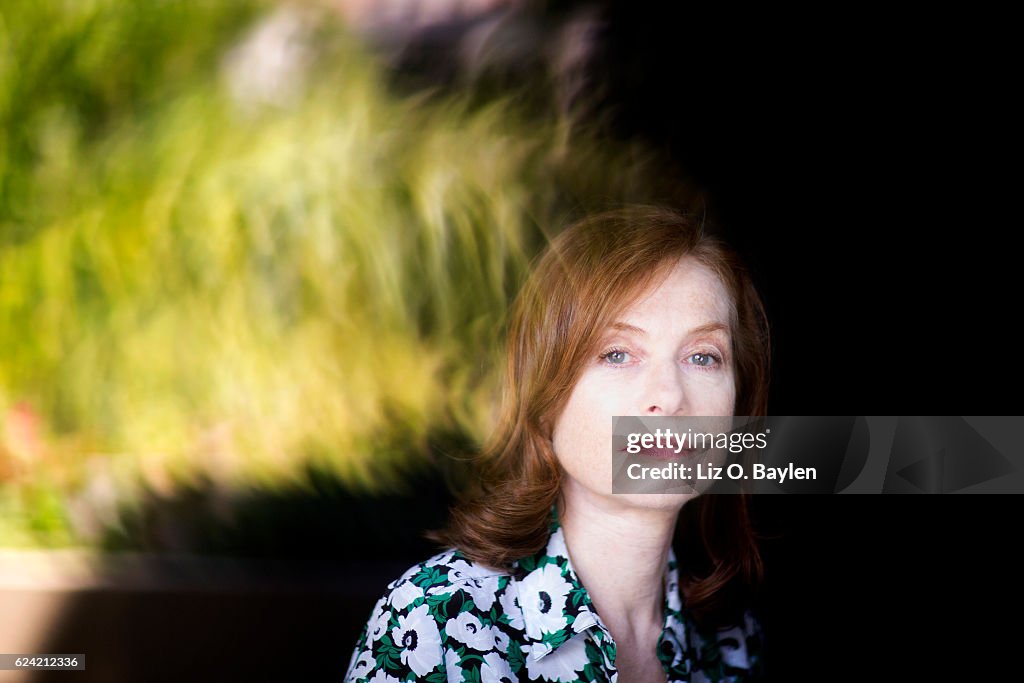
[[367, 668, 401, 683], [716, 621, 751, 669], [370, 601, 391, 642], [524, 633, 589, 682], [480, 651, 515, 683], [518, 563, 572, 640], [459, 574, 501, 612], [427, 582, 455, 599], [425, 549, 458, 568], [665, 611, 687, 648], [446, 560, 502, 612], [349, 648, 375, 678], [444, 647, 462, 683], [570, 602, 599, 634], [392, 603, 443, 677], [445, 611, 494, 651], [499, 585, 525, 630], [388, 578, 424, 611], [445, 559, 477, 583], [545, 527, 570, 561], [490, 626, 509, 653]]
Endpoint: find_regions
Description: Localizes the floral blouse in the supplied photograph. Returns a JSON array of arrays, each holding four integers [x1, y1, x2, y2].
[[344, 515, 762, 682]]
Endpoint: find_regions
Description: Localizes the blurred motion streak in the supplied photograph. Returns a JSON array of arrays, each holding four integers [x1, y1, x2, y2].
[[0, 0, 683, 551]]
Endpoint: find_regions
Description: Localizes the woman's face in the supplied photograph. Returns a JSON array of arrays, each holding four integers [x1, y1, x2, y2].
[[551, 255, 737, 511]]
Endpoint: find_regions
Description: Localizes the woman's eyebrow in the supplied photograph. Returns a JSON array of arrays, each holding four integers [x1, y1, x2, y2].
[[610, 322, 646, 335], [689, 322, 731, 337], [610, 321, 730, 337]]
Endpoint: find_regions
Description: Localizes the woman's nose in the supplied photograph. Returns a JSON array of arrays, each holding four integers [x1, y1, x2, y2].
[[644, 363, 688, 415]]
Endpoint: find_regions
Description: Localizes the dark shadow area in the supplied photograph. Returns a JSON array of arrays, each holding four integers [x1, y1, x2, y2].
[[29, 587, 384, 682], [31, 464, 456, 682], [751, 495, 1021, 679], [100, 466, 454, 562]]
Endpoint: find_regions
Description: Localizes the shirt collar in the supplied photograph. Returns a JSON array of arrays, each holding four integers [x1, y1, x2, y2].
[[511, 509, 688, 663]]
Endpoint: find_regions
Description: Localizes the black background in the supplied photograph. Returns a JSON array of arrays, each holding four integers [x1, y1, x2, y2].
[[590, 4, 1018, 679]]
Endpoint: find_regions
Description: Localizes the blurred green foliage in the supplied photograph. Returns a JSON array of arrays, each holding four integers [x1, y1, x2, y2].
[[0, 0, 689, 547]]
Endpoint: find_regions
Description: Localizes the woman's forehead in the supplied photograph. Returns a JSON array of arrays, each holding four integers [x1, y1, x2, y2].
[[615, 256, 734, 330]]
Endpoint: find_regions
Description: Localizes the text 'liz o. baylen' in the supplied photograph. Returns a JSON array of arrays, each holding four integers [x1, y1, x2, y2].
[[623, 427, 817, 483]]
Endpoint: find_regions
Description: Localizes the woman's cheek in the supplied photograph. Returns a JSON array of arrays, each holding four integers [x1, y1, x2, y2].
[[689, 370, 736, 415]]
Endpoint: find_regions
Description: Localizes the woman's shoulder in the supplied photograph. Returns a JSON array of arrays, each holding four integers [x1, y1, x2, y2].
[[403, 550, 507, 606], [403, 547, 510, 584], [344, 550, 521, 683], [378, 548, 512, 610]]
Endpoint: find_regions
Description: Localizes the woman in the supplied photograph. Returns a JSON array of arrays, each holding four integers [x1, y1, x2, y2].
[[345, 207, 769, 682]]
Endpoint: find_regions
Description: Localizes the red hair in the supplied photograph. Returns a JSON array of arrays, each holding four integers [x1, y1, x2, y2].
[[431, 206, 769, 625]]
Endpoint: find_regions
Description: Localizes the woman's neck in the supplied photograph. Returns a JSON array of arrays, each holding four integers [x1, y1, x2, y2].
[[557, 487, 681, 642]]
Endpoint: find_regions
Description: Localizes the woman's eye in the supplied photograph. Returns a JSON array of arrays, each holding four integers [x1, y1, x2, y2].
[[600, 349, 632, 365], [689, 352, 719, 367]]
